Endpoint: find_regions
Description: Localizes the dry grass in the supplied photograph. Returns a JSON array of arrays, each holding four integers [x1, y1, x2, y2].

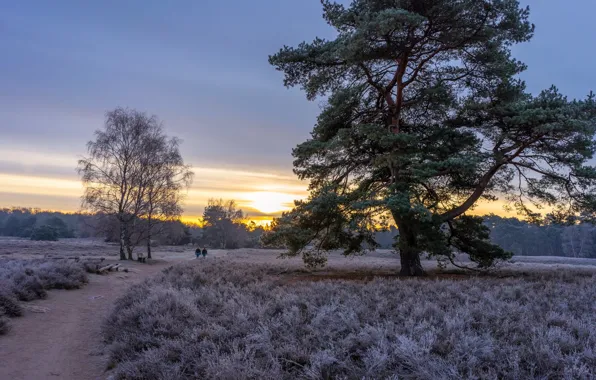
[[104, 261, 596, 379], [0, 258, 88, 335]]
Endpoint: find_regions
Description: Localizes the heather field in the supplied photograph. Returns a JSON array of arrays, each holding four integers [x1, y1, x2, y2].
[[0, 237, 191, 258], [105, 261, 596, 380], [2, 239, 596, 379]]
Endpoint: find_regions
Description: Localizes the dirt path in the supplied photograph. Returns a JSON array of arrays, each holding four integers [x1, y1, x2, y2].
[[0, 260, 173, 380]]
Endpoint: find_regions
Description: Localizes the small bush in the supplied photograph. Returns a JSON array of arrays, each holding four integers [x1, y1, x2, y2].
[[104, 262, 596, 379], [10, 273, 47, 301], [30, 225, 59, 241], [35, 261, 89, 289], [0, 287, 24, 317]]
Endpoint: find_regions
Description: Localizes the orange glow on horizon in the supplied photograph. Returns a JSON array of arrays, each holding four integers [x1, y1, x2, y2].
[[1, 171, 548, 224], [246, 191, 295, 214]]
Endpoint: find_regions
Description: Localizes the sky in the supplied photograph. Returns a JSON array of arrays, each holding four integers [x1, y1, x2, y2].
[[1, 0, 595, 223]]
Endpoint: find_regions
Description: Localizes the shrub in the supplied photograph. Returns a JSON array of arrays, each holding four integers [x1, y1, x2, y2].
[[0, 260, 88, 293], [0, 287, 22, 317], [0, 259, 88, 334], [10, 273, 47, 301], [104, 262, 596, 380], [30, 225, 59, 241], [34, 261, 89, 289]]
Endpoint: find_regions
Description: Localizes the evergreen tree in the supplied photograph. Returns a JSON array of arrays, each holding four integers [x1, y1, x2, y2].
[[265, 0, 596, 275], [46, 216, 75, 238]]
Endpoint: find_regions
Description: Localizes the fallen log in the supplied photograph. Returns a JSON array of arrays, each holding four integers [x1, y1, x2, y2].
[[97, 264, 119, 274], [109, 264, 121, 272]]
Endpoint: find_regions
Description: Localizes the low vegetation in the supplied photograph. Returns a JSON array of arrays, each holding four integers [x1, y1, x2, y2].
[[104, 261, 596, 379], [0, 259, 88, 335]]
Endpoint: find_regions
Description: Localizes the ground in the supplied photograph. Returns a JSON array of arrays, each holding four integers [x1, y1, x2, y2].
[[0, 238, 595, 379]]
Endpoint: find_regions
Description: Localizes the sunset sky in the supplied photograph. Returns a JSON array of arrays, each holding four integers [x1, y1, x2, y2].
[[1, 1, 595, 223]]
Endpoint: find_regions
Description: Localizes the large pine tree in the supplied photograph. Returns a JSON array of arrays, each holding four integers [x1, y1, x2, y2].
[[265, 0, 596, 275]]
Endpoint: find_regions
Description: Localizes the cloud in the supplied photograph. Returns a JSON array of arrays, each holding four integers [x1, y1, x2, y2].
[[0, 164, 309, 220], [1, 0, 593, 224]]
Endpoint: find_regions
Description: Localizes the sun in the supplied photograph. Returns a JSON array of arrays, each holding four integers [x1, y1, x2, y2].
[[248, 191, 295, 214]]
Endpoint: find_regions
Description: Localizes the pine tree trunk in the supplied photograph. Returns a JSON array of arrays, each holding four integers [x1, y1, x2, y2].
[[399, 246, 425, 276], [397, 223, 426, 276], [147, 238, 152, 259]]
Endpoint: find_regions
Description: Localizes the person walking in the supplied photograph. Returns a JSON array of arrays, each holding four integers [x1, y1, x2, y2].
[[195, 247, 201, 259], [201, 247, 208, 258]]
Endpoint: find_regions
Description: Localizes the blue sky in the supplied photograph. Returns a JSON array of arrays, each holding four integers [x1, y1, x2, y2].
[[1, 0, 595, 218]]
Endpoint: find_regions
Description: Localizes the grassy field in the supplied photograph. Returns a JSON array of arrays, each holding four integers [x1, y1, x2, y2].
[[104, 261, 596, 380]]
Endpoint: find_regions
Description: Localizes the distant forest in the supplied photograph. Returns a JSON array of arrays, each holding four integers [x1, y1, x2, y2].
[[1, 208, 595, 258], [373, 215, 596, 258], [0, 207, 264, 249]]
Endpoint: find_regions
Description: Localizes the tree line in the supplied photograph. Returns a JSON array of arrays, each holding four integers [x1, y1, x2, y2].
[[484, 215, 596, 259], [375, 215, 596, 259], [0, 205, 266, 250], [0, 208, 77, 241], [3, 207, 596, 259], [0, 208, 192, 244]]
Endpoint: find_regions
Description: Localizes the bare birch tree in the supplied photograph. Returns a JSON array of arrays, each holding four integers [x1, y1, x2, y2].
[[78, 107, 193, 260], [140, 136, 193, 258]]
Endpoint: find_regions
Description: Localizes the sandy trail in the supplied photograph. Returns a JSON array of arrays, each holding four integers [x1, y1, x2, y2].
[[0, 258, 179, 380]]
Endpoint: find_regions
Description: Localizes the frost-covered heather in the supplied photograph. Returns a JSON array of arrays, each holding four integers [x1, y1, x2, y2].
[[104, 262, 596, 380], [0, 237, 122, 257], [0, 259, 88, 335]]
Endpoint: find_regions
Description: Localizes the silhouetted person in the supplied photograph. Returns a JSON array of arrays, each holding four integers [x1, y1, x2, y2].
[[201, 247, 207, 258], [195, 247, 201, 259]]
